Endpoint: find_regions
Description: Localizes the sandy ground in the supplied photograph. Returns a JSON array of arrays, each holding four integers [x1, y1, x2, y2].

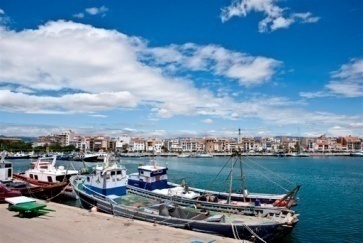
[[0, 201, 240, 243]]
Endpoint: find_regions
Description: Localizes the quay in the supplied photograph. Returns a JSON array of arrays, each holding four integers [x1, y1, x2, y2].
[[0, 201, 240, 243]]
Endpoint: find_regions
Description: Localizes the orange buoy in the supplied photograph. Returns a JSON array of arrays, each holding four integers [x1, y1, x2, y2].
[[279, 200, 287, 207]]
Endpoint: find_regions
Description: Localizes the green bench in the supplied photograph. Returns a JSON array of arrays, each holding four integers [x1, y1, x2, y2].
[[5, 196, 55, 218]]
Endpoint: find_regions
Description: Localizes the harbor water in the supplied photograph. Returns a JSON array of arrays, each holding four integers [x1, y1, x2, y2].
[[10, 156, 363, 242]]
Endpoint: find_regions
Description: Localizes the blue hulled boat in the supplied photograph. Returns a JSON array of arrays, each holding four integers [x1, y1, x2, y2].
[[126, 152, 300, 217], [70, 156, 298, 242]]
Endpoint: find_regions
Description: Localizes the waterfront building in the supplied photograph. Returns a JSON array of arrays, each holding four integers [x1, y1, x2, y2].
[[115, 135, 131, 152], [145, 138, 163, 153], [30, 130, 362, 154], [164, 139, 182, 152], [90, 136, 110, 151], [129, 138, 145, 152], [205, 138, 215, 153], [241, 137, 255, 152], [180, 138, 198, 152], [69, 136, 89, 151], [337, 135, 362, 152], [58, 130, 75, 147], [213, 138, 236, 152], [261, 138, 272, 152]]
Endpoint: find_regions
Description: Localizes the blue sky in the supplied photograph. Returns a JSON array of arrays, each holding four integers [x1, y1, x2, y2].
[[0, 0, 362, 138]]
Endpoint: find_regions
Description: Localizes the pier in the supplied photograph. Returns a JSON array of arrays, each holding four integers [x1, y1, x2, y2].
[[0, 201, 239, 243]]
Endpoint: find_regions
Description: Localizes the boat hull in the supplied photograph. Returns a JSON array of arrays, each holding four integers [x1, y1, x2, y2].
[[6, 155, 30, 159], [73, 155, 99, 162], [74, 182, 295, 242], [11, 174, 68, 201]]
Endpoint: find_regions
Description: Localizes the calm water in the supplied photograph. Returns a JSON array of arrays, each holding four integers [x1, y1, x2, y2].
[[10, 156, 363, 242]]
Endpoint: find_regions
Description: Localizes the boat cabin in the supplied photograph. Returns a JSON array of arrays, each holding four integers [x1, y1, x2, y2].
[[84, 162, 128, 197], [0, 160, 13, 183], [128, 160, 168, 190], [25, 157, 78, 183]]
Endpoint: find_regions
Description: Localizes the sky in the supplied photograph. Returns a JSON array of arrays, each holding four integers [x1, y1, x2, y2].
[[0, 0, 362, 139]]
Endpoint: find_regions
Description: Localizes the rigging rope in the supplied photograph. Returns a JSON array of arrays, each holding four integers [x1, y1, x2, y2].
[[206, 155, 233, 190], [243, 155, 295, 186], [241, 161, 289, 192]]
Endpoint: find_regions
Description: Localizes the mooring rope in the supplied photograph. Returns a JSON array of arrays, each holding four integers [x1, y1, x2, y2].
[[242, 223, 266, 243]]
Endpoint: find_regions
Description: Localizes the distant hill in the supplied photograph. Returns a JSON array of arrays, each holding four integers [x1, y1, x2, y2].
[[0, 135, 37, 142]]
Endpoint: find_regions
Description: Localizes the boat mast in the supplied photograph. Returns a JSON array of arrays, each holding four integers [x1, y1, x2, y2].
[[238, 151, 246, 202], [227, 154, 234, 204]]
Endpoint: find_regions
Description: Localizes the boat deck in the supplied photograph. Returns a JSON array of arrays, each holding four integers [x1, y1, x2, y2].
[[110, 192, 287, 226]]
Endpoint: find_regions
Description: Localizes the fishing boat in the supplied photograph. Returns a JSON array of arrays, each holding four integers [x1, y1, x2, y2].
[[5, 151, 30, 159], [350, 151, 363, 157], [1, 152, 68, 201], [194, 152, 214, 158], [177, 153, 191, 158], [127, 151, 300, 216], [22, 156, 79, 198], [73, 151, 99, 162], [70, 156, 298, 242], [26, 156, 79, 182], [0, 152, 22, 202]]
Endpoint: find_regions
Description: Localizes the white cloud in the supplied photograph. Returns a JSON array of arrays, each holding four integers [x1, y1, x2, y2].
[[0, 90, 137, 114], [73, 13, 85, 19], [85, 6, 108, 15], [0, 21, 361, 138], [327, 58, 363, 97], [0, 21, 228, 117], [142, 44, 281, 86], [221, 0, 320, 32], [89, 114, 107, 118], [202, 118, 213, 124], [0, 8, 10, 26], [299, 91, 331, 99], [14, 86, 35, 94], [327, 126, 355, 137], [300, 58, 363, 98], [292, 12, 320, 23]]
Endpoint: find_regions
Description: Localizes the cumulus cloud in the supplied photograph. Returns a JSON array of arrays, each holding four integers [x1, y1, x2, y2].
[[221, 0, 320, 32], [0, 20, 360, 137], [0, 90, 137, 114], [300, 58, 363, 98], [141, 44, 281, 86], [0, 21, 232, 117]]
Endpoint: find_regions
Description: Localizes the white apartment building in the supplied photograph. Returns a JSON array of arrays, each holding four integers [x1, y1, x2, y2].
[[115, 135, 131, 151], [129, 138, 145, 152], [164, 139, 182, 152], [180, 138, 198, 152]]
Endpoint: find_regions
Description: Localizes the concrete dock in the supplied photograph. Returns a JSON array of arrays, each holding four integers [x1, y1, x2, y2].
[[0, 201, 240, 243]]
